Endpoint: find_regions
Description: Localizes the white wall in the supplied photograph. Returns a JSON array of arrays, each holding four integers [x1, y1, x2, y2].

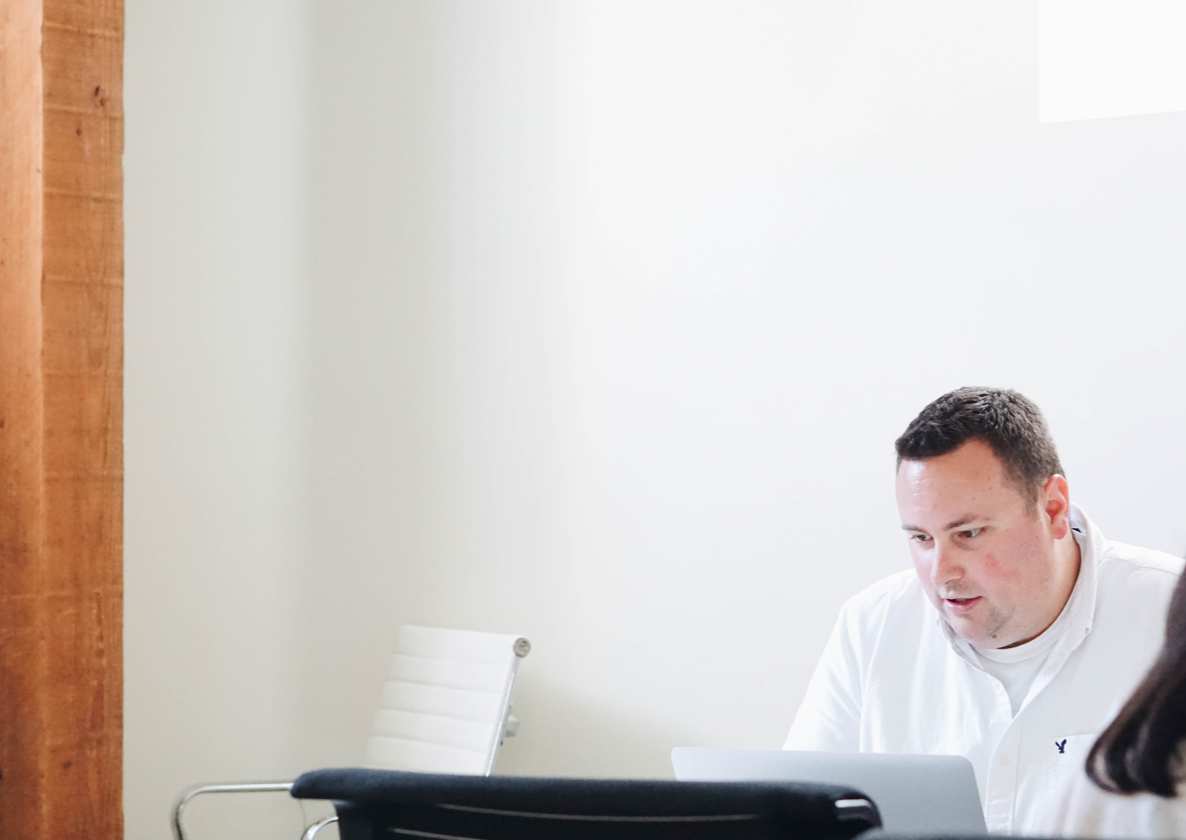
[[126, 1, 1186, 837], [1041, 0, 1186, 122], [124, 0, 314, 836]]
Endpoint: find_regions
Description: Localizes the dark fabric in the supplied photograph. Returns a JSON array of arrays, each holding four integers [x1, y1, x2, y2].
[[292, 767, 881, 840]]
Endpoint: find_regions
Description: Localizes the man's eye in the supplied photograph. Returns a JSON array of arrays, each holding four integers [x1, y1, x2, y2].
[[960, 528, 982, 538], [912, 534, 932, 543]]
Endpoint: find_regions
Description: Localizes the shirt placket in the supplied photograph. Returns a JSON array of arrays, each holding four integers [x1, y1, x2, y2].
[[983, 675, 1020, 833]]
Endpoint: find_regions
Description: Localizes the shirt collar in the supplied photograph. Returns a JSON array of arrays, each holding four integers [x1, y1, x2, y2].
[[937, 502, 1099, 668]]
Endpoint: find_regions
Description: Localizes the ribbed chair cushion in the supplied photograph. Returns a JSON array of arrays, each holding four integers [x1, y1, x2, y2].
[[292, 768, 881, 840], [363, 625, 527, 775]]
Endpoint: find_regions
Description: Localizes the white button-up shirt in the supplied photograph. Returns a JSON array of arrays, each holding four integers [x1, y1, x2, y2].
[[783, 505, 1182, 834], [1033, 746, 1186, 838]]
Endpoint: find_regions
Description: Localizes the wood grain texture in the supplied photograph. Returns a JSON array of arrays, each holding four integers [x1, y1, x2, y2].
[[0, 0, 123, 836], [0, 0, 51, 827]]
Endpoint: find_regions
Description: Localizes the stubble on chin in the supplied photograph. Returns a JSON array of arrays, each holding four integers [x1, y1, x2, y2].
[[945, 601, 1011, 648], [967, 608, 1013, 649]]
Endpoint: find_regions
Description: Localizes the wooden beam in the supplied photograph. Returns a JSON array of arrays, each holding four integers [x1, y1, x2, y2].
[[0, 0, 50, 824], [0, 0, 123, 836]]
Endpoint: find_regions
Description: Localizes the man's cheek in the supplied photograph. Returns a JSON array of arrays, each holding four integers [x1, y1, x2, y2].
[[976, 551, 1010, 581]]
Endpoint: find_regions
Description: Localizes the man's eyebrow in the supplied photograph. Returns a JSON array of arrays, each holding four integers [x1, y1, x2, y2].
[[900, 516, 986, 533], [943, 515, 982, 531]]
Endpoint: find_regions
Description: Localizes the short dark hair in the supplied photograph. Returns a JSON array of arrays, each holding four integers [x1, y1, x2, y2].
[[1086, 571, 1186, 797], [895, 387, 1064, 507]]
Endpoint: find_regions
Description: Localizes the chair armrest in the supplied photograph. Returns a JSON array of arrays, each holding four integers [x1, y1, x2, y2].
[[171, 781, 294, 840]]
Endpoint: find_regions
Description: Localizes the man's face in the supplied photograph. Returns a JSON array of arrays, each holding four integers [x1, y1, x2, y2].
[[895, 438, 1073, 649]]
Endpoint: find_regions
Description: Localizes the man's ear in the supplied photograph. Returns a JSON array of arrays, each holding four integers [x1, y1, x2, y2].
[[1042, 474, 1071, 539]]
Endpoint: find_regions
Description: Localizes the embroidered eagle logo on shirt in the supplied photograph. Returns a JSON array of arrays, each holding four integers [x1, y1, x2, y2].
[[1056, 739, 1067, 754]]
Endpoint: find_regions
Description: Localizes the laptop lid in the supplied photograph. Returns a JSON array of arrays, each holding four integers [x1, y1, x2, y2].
[[671, 748, 987, 834]]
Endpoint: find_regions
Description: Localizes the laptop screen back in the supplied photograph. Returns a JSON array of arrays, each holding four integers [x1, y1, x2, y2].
[[671, 748, 987, 834]]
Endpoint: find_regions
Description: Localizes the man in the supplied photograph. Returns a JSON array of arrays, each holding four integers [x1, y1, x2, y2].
[[784, 387, 1183, 834]]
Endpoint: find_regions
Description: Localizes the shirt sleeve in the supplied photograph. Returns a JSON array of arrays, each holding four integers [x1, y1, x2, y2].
[[783, 598, 863, 752]]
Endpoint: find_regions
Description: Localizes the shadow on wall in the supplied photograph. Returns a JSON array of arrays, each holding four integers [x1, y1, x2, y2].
[[494, 670, 689, 780]]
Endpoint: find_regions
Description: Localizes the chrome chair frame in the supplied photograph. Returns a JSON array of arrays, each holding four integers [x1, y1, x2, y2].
[[171, 782, 294, 840], [302, 815, 340, 840]]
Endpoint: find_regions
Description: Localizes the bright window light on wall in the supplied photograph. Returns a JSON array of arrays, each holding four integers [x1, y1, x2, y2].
[[1040, 0, 1186, 123]]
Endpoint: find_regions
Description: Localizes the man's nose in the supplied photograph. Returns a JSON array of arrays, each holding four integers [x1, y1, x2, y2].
[[930, 543, 963, 588]]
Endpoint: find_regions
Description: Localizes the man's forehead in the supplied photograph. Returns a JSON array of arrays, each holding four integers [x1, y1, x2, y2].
[[896, 463, 994, 502], [894, 442, 1025, 524], [896, 441, 1010, 489]]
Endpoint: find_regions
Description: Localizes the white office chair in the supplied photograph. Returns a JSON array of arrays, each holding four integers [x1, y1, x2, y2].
[[172, 625, 531, 840]]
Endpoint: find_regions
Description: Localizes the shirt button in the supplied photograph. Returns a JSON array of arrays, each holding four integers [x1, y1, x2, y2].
[[999, 755, 1011, 767]]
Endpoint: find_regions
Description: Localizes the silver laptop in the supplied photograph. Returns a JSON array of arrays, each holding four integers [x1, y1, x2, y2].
[[671, 748, 987, 834]]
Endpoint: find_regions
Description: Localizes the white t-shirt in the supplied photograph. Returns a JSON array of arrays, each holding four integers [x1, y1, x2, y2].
[[975, 596, 1070, 716], [784, 505, 1182, 835]]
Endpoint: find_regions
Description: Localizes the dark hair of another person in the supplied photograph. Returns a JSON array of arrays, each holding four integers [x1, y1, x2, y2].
[[894, 387, 1065, 508], [1087, 572, 1186, 797]]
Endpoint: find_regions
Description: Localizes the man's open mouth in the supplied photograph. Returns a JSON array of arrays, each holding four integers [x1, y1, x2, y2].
[[944, 596, 982, 612]]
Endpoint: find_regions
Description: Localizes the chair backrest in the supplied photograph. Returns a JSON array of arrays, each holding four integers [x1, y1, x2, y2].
[[364, 625, 530, 776], [291, 768, 881, 840]]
